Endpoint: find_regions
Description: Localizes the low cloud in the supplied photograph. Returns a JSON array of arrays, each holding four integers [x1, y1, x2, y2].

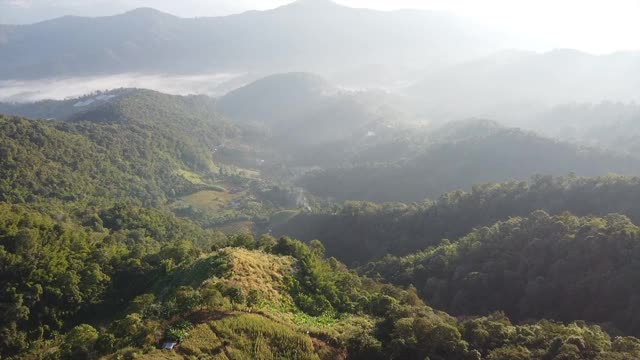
[[0, 72, 252, 103], [5, 0, 32, 8]]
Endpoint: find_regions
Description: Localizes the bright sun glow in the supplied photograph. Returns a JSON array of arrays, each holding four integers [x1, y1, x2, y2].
[[1, 0, 639, 54], [335, 0, 640, 54]]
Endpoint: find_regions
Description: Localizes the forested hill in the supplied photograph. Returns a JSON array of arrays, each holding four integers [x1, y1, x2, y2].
[[363, 211, 640, 336], [5, 87, 640, 359], [215, 72, 409, 153], [1, 88, 226, 128], [275, 175, 640, 264], [5, 0, 640, 357], [3, 220, 640, 360], [216, 72, 334, 125], [0, 90, 243, 205], [0, 89, 138, 120], [299, 127, 640, 203]]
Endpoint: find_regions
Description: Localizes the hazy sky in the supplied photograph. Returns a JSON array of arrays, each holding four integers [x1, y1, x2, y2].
[[1, 0, 639, 54]]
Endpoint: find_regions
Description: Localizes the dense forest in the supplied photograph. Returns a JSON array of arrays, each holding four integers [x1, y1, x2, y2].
[[4, 222, 640, 360], [4, 87, 640, 359], [0, 89, 239, 206], [363, 211, 640, 336], [276, 175, 640, 263], [4, 0, 640, 358], [0, 202, 227, 356]]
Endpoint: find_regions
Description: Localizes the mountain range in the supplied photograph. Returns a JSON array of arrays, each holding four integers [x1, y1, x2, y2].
[[6, 2, 640, 359], [0, 0, 507, 80], [407, 49, 640, 121], [4, 79, 640, 360]]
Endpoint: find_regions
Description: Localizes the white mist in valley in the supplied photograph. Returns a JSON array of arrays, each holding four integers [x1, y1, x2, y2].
[[0, 72, 251, 103]]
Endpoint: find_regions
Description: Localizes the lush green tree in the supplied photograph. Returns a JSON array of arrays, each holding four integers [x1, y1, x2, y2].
[[277, 175, 640, 264], [63, 324, 99, 358], [366, 211, 640, 335]]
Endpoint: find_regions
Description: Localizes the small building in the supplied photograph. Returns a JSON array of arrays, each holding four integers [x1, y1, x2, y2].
[[162, 342, 178, 350]]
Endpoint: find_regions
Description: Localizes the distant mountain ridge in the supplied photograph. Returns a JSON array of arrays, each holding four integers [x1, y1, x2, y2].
[[408, 49, 640, 121], [0, 0, 507, 79], [299, 119, 640, 202]]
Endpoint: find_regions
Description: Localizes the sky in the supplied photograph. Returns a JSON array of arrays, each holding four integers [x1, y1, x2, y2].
[[1, 0, 639, 54]]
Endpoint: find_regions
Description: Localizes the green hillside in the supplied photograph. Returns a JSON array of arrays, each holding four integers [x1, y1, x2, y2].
[[364, 211, 640, 336], [10, 238, 640, 360], [0, 114, 213, 206], [0, 90, 297, 224], [0, 88, 239, 206], [275, 175, 640, 264], [4, 88, 640, 360]]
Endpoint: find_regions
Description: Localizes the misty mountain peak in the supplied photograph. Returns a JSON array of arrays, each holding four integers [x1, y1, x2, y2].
[[120, 7, 177, 19]]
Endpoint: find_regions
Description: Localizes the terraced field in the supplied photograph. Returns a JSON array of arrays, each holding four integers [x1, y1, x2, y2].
[[182, 190, 240, 213]]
